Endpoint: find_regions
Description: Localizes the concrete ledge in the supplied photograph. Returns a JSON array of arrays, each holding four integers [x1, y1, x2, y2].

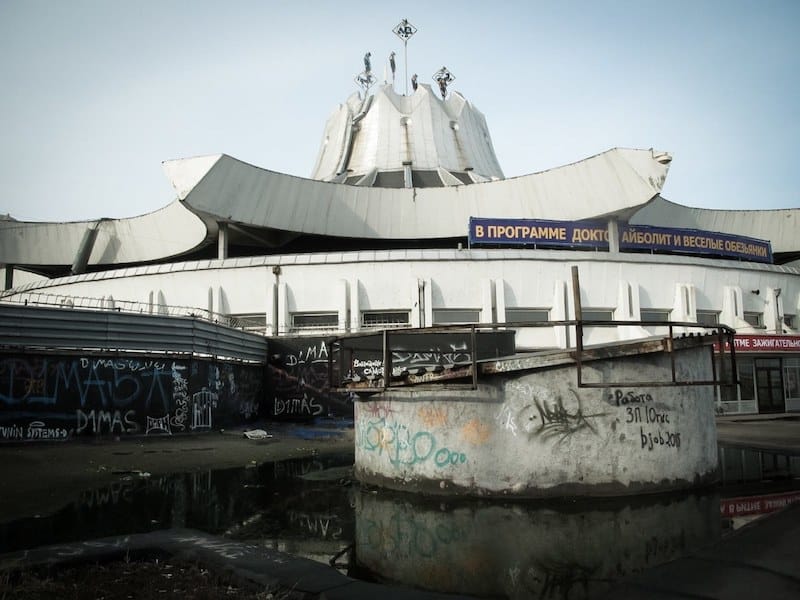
[[0, 528, 474, 600]]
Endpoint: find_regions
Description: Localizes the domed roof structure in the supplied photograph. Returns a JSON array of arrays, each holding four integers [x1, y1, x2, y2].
[[310, 83, 504, 188]]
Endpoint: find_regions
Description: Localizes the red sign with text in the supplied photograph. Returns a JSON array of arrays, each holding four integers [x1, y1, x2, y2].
[[715, 335, 800, 353]]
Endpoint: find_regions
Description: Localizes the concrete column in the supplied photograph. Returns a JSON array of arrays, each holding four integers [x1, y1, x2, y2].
[[607, 219, 620, 253], [495, 278, 507, 324], [766, 286, 783, 333], [349, 277, 361, 332], [480, 278, 494, 324], [218, 222, 228, 260], [337, 279, 349, 333], [277, 282, 289, 335], [410, 279, 422, 328], [422, 278, 433, 328], [265, 280, 276, 336], [71, 222, 101, 275], [2, 265, 12, 291], [552, 279, 570, 348], [672, 283, 697, 334]]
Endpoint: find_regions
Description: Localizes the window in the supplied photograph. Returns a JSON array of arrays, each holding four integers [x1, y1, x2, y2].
[[505, 308, 550, 324], [717, 354, 737, 403], [230, 313, 267, 333], [784, 314, 796, 329], [696, 311, 719, 326], [784, 358, 800, 400], [581, 309, 614, 326], [432, 309, 480, 325], [291, 312, 338, 331], [738, 357, 755, 401], [362, 311, 410, 329], [743, 311, 764, 328], [641, 309, 671, 323]]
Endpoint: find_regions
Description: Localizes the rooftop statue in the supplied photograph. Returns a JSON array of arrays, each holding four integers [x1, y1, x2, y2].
[[433, 66, 455, 99]]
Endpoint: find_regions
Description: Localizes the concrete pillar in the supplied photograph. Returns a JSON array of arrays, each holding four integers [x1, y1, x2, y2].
[[672, 283, 697, 334], [552, 279, 570, 348], [480, 278, 494, 324], [410, 279, 422, 328], [218, 222, 228, 260], [495, 278, 507, 324], [337, 279, 349, 333], [2, 265, 12, 291], [607, 219, 620, 253], [71, 222, 101, 275], [422, 278, 433, 328], [766, 286, 783, 333], [277, 282, 289, 335], [265, 280, 276, 336], [349, 277, 361, 332], [721, 286, 749, 330]]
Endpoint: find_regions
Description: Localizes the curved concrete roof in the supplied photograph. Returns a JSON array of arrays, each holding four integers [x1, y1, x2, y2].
[[163, 147, 671, 240], [0, 200, 210, 269], [630, 197, 800, 255]]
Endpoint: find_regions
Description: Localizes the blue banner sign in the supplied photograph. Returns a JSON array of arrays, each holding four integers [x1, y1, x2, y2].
[[468, 218, 772, 263], [469, 218, 609, 248], [619, 225, 772, 263]]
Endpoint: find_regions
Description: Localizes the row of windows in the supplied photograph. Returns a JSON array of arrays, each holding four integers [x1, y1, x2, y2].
[[719, 357, 800, 404], [233, 309, 796, 333]]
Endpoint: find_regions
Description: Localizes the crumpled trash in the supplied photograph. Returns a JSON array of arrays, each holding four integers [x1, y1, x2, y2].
[[243, 429, 273, 440]]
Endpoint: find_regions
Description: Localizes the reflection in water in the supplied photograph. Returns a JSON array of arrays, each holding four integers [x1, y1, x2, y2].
[[2, 445, 800, 599], [718, 445, 800, 532], [353, 491, 721, 599], [0, 453, 356, 555]]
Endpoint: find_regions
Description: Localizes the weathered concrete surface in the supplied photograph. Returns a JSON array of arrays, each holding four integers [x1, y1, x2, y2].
[[355, 489, 720, 598], [355, 343, 718, 497]]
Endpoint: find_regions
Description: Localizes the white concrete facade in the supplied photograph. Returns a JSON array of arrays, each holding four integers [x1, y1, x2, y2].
[[4, 246, 799, 415], [2, 79, 798, 417]]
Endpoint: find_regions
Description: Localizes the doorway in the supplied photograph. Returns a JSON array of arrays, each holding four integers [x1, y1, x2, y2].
[[755, 358, 785, 413]]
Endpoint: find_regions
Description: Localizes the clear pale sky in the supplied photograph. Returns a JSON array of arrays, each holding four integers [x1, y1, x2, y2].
[[1, 0, 798, 222]]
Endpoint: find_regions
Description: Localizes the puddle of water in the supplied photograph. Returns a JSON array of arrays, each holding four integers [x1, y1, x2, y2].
[[1, 445, 799, 599]]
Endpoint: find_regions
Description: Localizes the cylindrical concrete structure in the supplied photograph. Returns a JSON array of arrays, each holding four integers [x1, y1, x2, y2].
[[354, 343, 718, 497]]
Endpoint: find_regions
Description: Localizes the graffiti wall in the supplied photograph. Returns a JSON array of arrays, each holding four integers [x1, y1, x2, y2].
[[0, 352, 264, 442], [354, 343, 719, 497], [267, 337, 351, 420], [265, 331, 515, 421]]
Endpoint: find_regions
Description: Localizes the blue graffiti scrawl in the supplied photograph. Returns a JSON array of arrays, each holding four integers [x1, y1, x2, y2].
[[357, 418, 467, 468], [0, 353, 265, 441]]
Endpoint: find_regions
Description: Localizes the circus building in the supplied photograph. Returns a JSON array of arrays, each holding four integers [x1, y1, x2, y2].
[[2, 49, 799, 418]]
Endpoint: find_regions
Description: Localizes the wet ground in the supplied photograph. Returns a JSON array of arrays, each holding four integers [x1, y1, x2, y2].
[[1, 418, 800, 598]]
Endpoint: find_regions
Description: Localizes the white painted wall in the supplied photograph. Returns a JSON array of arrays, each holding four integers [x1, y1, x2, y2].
[[5, 249, 799, 342]]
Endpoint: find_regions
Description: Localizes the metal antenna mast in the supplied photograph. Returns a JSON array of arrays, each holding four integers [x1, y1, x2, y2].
[[392, 18, 417, 95]]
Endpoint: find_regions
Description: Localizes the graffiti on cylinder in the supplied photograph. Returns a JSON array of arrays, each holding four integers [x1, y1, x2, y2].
[[498, 383, 605, 445], [609, 388, 681, 452], [0, 353, 263, 440], [357, 417, 467, 468]]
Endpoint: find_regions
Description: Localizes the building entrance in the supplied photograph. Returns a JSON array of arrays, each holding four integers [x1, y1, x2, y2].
[[756, 358, 785, 413]]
